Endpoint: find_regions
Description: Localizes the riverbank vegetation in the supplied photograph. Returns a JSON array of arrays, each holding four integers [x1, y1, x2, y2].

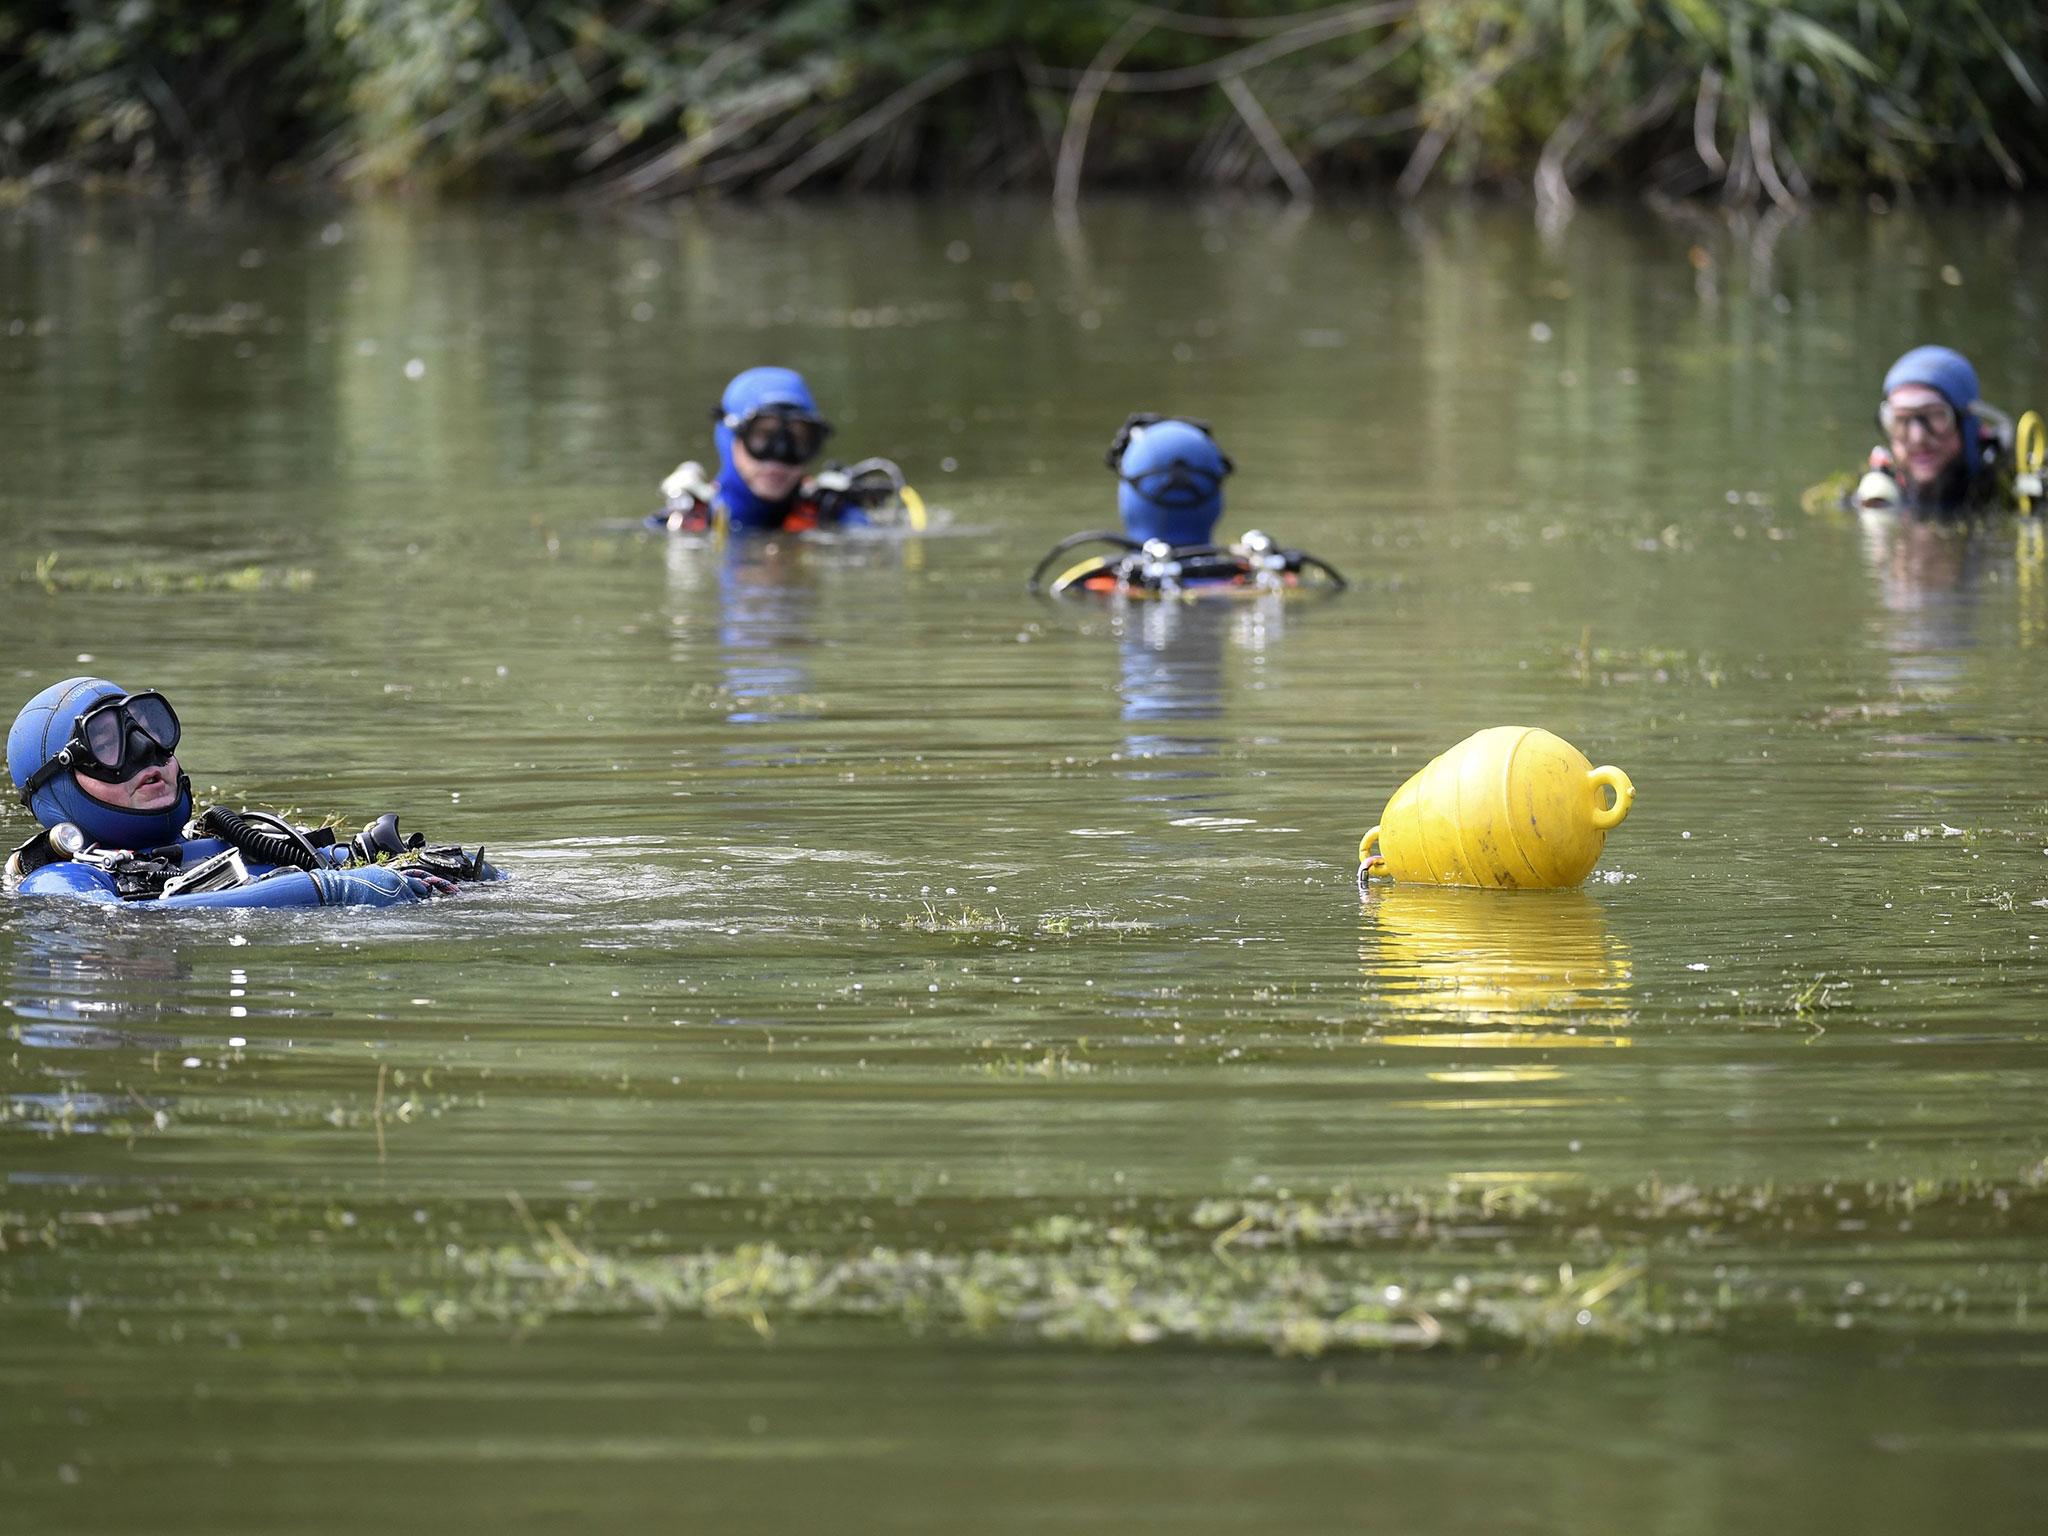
[[4, 2, 2042, 210]]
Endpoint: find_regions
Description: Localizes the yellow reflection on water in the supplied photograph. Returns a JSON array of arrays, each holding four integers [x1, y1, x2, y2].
[[1381, 1031, 1631, 1049], [1397, 1098, 1583, 1111], [1360, 883, 1633, 1028], [2020, 517, 2045, 648]]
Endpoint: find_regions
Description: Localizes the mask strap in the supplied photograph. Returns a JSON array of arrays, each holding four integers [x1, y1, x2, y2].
[[1105, 414, 1234, 475], [18, 748, 77, 804]]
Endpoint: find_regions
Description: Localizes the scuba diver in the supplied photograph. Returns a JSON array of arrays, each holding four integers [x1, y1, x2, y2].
[[649, 366, 923, 536], [1027, 414, 1346, 598], [5, 677, 499, 908], [1850, 346, 2019, 515]]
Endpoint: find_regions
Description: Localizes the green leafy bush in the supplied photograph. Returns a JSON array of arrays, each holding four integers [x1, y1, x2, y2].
[[2, 1, 2041, 201]]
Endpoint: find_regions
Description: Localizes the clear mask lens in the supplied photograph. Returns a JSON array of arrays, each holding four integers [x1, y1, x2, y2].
[[1881, 400, 1957, 439], [76, 693, 180, 778]]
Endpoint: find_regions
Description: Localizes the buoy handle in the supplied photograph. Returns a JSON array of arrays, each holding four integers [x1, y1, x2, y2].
[[1357, 825, 1383, 869], [2018, 411, 2045, 514], [1588, 767, 1634, 830]]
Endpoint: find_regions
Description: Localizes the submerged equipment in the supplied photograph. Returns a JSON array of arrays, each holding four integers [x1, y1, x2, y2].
[[1358, 727, 1634, 890], [1108, 414, 1233, 547], [1028, 529, 1346, 600]]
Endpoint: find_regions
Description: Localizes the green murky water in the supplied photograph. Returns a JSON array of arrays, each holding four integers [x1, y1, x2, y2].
[[4, 197, 2047, 1531]]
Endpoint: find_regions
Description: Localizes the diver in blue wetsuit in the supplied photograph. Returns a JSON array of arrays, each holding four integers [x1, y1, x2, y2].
[[1027, 414, 1346, 598], [650, 367, 917, 535], [5, 677, 496, 908]]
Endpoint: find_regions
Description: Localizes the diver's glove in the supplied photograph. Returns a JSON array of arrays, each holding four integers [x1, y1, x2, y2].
[[396, 843, 497, 883], [660, 460, 717, 504]]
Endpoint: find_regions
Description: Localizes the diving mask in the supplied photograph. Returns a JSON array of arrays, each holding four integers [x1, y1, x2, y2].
[[18, 690, 181, 801], [1105, 412, 1234, 505], [1117, 460, 1227, 506], [716, 406, 834, 465], [1879, 398, 1960, 440]]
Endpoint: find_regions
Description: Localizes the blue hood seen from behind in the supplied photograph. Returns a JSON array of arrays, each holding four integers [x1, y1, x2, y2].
[[1115, 419, 1230, 546]]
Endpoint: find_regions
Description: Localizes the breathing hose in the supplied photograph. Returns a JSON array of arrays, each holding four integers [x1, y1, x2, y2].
[[1028, 531, 1142, 592], [196, 807, 325, 871]]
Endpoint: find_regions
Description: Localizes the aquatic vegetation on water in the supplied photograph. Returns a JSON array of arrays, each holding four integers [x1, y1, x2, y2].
[[403, 1174, 2048, 1357], [431, 1213, 1623, 1355], [8, 1176, 2045, 1361], [1801, 472, 1859, 515], [978, 1046, 1094, 1079], [27, 554, 316, 595], [897, 903, 1153, 941], [1564, 635, 1728, 688], [1787, 974, 1849, 1015], [902, 901, 1011, 935]]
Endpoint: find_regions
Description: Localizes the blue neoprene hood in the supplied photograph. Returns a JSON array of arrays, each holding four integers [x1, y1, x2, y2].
[[1884, 346, 1980, 423], [1116, 419, 1229, 546], [715, 367, 820, 530], [8, 676, 192, 848]]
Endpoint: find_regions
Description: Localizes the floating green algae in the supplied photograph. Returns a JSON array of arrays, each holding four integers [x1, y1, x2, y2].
[[11, 1174, 2047, 1360], [425, 1213, 1618, 1355], [895, 902, 1151, 940], [27, 553, 316, 594], [402, 1173, 2048, 1356], [1801, 471, 1859, 515]]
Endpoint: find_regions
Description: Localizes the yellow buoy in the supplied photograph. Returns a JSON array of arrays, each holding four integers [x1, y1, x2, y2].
[[2016, 410, 2044, 514], [1357, 726, 1633, 889]]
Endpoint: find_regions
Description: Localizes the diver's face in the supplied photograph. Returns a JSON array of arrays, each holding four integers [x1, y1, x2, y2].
[[75, 755, 182, 813], [732, 439, 807, 502], [1885, 384, 1963, 490]]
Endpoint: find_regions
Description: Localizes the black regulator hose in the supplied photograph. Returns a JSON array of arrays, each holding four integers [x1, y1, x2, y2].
[[1292, 552, 1349, 590], [196, 807, 324, 871]]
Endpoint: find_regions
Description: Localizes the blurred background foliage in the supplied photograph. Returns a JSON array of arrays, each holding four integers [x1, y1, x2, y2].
[[3, 1, 2042, 205]]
